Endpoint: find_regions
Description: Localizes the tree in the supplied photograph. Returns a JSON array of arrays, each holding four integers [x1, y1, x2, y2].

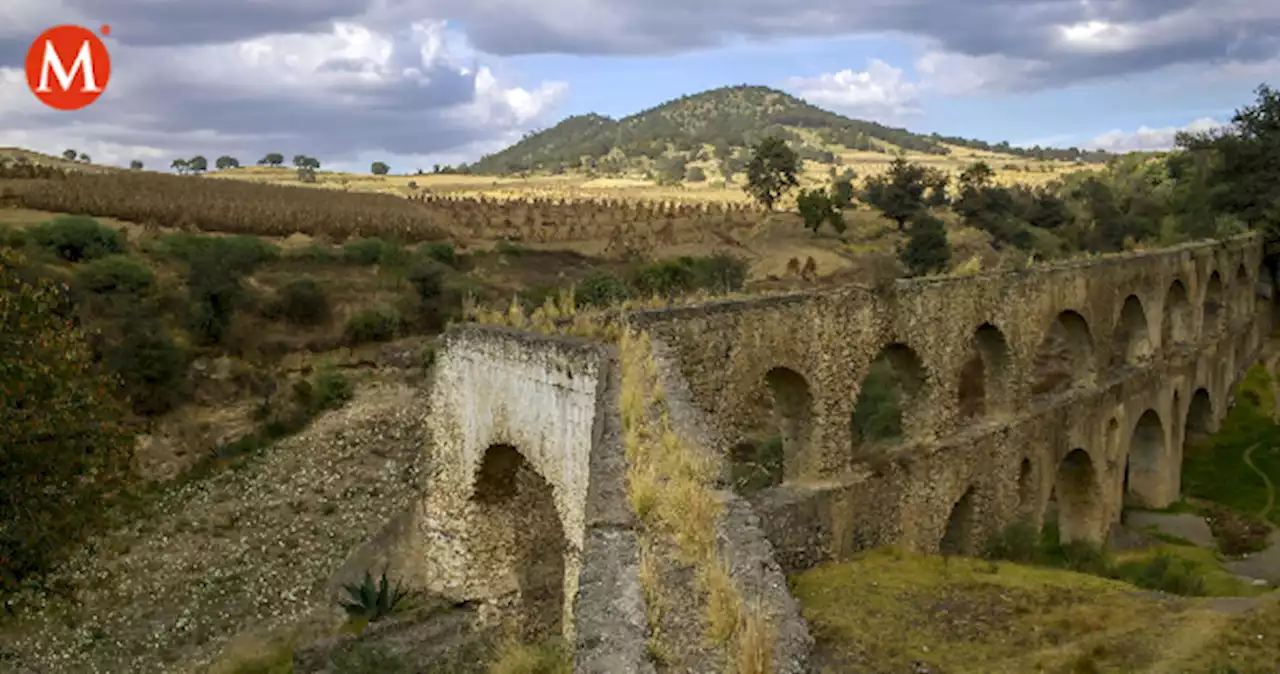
[[900, 212, 951, 277], [1176, 83, 1280, 240], [259, 152, 284, 167], [371, 161, 390, 175], [62, 149, 77, 161], [215, 155, 240, 170], [743, 136, 800, 210], [78, 153, 90, 163], [171, 158, 189, 175], [797, 188, 846, 235], [686, 166, 707, 182], [187, 155, 208, 173], [1, 249, 135, 595], [863, 157, 929, 230], [831, 175, 856, 208], [129, 160, 143, 170]]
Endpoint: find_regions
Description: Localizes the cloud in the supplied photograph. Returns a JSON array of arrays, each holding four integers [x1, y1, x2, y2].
[[0, 16, 566, 170], [786, 59, 922, 123], [1085, 117, 1225, 152]]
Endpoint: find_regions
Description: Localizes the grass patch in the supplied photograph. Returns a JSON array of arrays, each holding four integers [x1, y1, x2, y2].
[[792, 547, 1278, 673]]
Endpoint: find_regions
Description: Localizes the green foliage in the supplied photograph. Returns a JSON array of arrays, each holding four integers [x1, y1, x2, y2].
[[340, 568, 412, 623], [862, 157, 929, 229], [831, 177, 855, 208], [73, 255, 155, 296], [327, 643, 414, 674], [345, 306, 402, 344], [105, 314, 190, 415], [632, 253, 748, 297], [275, 277, 331, 327], [686, 166, 707, 182], [371, 161, 391, 175], [576, 271, 634, 308], [406, 259, 452, 329], [851, 358, 905, 444], [307, 367, 355, 414], [730, 435, 785, 493], [182, 236, 279, 346], [796, 188, 846, 234], [743, 136, 800, 210], [417, 241, 458, 267], [899, 212, 951, 277], [343, 238, 393, 265], [215, 156, 240, 170], [0, 250, 135, 596], [28, 215, 127, 262]]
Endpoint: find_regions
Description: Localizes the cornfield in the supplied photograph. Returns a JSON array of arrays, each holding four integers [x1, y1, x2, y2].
[[9, 170, 770, 251]]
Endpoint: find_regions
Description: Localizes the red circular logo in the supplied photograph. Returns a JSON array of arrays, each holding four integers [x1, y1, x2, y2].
[[25, 25, 112, 111]]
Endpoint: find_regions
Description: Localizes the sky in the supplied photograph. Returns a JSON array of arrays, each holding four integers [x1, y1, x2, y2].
[[0, 1, 1277, 174]]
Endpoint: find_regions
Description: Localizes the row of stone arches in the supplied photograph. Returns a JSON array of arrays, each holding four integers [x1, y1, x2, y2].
[[937, 386, 1220, 554], [744, 262, 1258, 490]]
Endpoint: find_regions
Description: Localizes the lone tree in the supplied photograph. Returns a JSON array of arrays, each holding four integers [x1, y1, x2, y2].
[[215, 155, 240, 170], [171, 158, 189, 174], [187, 155, 208, 173], [863, 157, 929, 230], [797, 188, 846, 235], [61, 149, 77, 162], [899, 212, 951, 277], [1, 250, 135, 595], [129, 160, 143, 170], [258, 152, 284, 167], [743, 136, 800, 210], [371, 161, 390, 175]]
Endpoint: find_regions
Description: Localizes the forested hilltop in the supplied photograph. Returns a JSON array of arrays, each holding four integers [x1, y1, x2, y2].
[[463, 85, 1115, 176]]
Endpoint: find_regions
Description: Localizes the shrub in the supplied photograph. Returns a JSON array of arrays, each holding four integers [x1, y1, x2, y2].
[[340, 569, 412, 623], [161, 233, 279, 269], [1, 249, 135, 596], [28, 215, 126, 262], [1117, 552, 1208, 596], [308, 367, 354, 413], [343, 238, 388, 265], [276, 277, 331, 326], [686, 166, 707, 182], [686, 253, 749, 294], [577, 272, 634, 308], [416, 241, 457, 267], [105, 316, 190, 415], [344, 306, 401, 344], [73, 255, 155, 296], [981, 519, 1042, 564]]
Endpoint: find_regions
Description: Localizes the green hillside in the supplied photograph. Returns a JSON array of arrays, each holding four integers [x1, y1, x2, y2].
[[464, 85, 1114, 176]]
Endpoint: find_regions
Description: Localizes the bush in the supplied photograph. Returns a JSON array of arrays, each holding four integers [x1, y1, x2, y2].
[[1117, 552, 1208, 596], [28, 215, 126, 262], [686, 166, 707, 182], [900, 212, 951, 277], [343, 238, 390, 265], [105, 316, 190, 415], [161, 233, 279, 269], [73, 255, 155, 296], [981, 519, 1042, 564], [576, 272, 634, 308], [344, 306, 401, 344], [1, 249, 135, 596], [186, 236, 278, 346], [276, 277, 331, 326], [416, 241, 458, 267], [308, 367, 354, 413]]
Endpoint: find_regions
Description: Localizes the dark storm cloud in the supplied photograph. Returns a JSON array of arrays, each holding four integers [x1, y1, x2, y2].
[[64, 0, 373, 46]]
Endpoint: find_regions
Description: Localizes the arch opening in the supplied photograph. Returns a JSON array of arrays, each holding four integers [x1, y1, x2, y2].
[[1055, 448, 1104, 544], [851, 343, 926, 450], [1016, 458, 1035, 518], [1236, 263, 1251, 320], [1185, 388, 1213, 448], [734, 367, 812, 490], [1031, 310, 1096, 396], [1111, 295, 1153, 367], [939, 487, 977, 556], [1126, 410, 1167, 509], [1162, 280, 1192, 346], [957, 323, 1012, 421], [1203, 271, 1224, 335], [470, 444, 567, 639]]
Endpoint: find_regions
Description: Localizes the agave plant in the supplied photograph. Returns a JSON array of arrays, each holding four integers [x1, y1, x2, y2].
[[340, 568, 412, 622]]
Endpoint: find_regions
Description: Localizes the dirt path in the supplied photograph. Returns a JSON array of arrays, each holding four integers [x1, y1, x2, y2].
[[1242, 443, 1276, 520]]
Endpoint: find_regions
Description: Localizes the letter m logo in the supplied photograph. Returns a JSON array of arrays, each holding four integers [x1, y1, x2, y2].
[[36, 39, 101, 93], [25, 25, 112, 111]]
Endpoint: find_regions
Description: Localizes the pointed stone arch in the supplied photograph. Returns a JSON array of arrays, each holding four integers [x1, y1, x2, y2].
[[1185, 388, 1213, 447], [1236, 263, 1251, 320], [1031, 310, 1096, 396], [957, 322, 1012, 421], [1055, 449, 1104, 544], [851, 343, 927, 451], [939, 486, 978, 556], [1203, 271, 1224, 336], [754, 366, 813, 484], [469, 443, 568, 639], [1111, 294, 1153, 366], [1016, 457, 1036, 519], [1126, 410, 1169, 509], [1163, 279, 1193, 347]]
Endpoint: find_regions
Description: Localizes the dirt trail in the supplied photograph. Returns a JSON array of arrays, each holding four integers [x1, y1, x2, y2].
[[1243, 443, 1276, 519]]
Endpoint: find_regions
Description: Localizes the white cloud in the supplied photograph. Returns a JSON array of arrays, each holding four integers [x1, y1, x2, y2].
[[1085, 117, 1225, 152], [914, 50, 1047, 96], [786, 59, 922, 123]]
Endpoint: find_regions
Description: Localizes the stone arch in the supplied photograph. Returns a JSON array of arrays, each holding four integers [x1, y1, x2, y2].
[[1055, 449, 1104, 544], [939, 486, 977, 556], [737, 366, 812, 486], [1185, 388, 1213, 447], [1016, 457, 1035, 518], [957, 322, 1012, 421], [1203, 271, 1224, 335], [1126, 410, 1167, 509], [1162, 280, 1192, 347], [851, 343, 927, 450], [469, 443, 568, 638], [1236, 263, 1251, 319], [1031, 310, 1096, 396], [1111, 294, 1153, 366]]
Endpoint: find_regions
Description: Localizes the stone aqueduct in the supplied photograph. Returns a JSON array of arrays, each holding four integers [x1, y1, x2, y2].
[[373, 234, 1274, 671]]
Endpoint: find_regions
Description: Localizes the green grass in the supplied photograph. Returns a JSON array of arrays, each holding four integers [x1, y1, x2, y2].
[[1182, 364, 1280, 524]]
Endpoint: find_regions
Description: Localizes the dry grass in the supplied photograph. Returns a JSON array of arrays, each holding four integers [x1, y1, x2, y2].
[[487, 639, 572, 674], [793, 547, 1280, 674]]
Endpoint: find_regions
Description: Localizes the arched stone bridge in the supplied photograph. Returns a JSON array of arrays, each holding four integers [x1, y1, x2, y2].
[[401, 233, 1271, 671]]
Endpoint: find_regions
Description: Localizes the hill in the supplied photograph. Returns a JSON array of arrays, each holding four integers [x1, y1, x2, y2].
[[464, 85, 1114, 177]]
